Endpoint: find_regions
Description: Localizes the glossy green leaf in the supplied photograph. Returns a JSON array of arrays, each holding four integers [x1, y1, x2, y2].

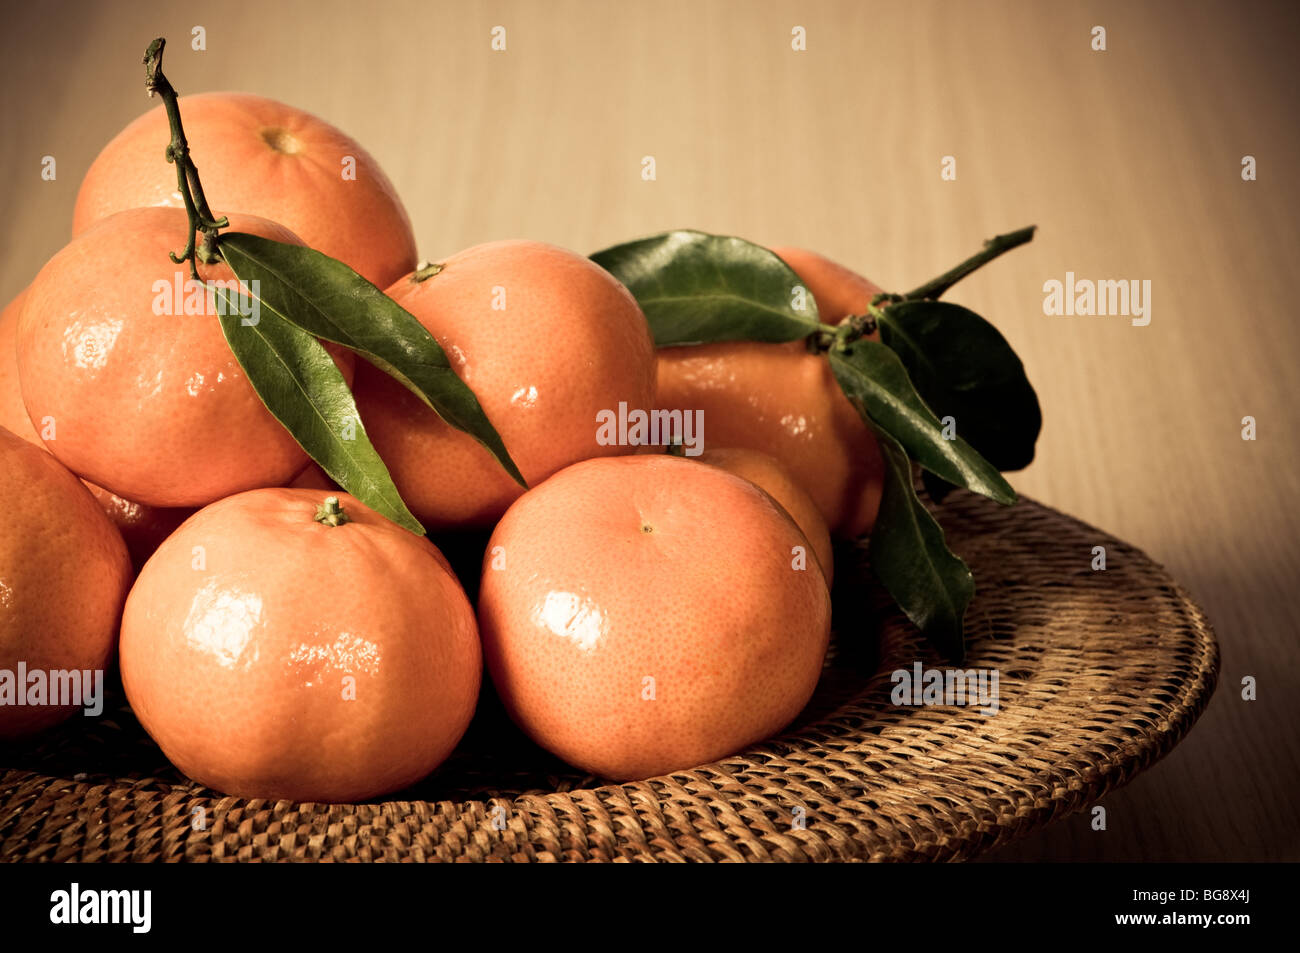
[[878, 300, 1042, 471], [864, 424, 974, 662], [921, 469, 958, 505], [219, 233, 525, 487], [211, 287, 424, 535], [590, 230, 821, 346], [828, 342, 1017, 505]]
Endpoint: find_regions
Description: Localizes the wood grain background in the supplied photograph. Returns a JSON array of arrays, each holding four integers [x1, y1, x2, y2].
[[1, 0, 1296, 861]]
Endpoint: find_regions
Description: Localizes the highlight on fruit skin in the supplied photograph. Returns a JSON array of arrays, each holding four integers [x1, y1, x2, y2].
[[0, 427, 132, 740], [119, 488, 481, 802], [477, 453, 832, 782]]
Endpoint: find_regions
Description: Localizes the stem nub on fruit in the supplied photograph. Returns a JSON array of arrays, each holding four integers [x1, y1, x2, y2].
[[411, 261, 445, 283], [315, 496, 351, 527]]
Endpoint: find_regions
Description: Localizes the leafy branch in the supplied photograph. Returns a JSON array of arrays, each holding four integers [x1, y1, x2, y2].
[[142, 38, 523, 532], [592, 226, 1040, 661]]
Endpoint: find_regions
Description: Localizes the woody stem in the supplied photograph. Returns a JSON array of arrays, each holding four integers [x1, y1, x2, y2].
[[898, 225, 1037, 303], [143, 37, 229, 279]]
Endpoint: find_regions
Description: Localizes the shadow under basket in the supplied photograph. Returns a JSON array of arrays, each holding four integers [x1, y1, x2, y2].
[[0, 491, 1219, 862]]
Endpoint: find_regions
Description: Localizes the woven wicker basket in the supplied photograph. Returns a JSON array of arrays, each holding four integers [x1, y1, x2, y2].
[[0, 490, 1219, 862]]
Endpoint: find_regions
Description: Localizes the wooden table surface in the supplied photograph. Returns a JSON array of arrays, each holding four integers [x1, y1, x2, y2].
[[2, 0, 1296, 861]]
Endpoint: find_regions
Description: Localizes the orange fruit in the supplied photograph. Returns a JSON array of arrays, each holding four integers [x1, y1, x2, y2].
[[120, 489, 481, 802], [655, 246, 887, 537], [16, 207, 354, 508], [1, 287, 192, 568], [0, 428, 132, 739], [352, 240, 657, 530], [73, 92, 417, 289], [696, 447, 833, 585], [478, 454, 831, 781]]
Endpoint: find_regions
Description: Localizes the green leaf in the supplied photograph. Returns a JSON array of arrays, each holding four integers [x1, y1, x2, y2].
[[828, 342, 1017, 505], [877, 300, 1042, 471], [211, 287, 424, 536], [864, 424, 974, 662], [590, 230, 821, 347], [921, 469, 957, 505], [219, 233, 525, 488]]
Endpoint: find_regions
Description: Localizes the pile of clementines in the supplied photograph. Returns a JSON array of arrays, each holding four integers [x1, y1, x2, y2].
[[0, 91, 890, 802]]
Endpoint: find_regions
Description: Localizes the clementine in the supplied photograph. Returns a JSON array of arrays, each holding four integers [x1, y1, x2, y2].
[[655, 246, 887, 537], [16, 207, 354, 508], [1, 287, 192, 568], [477, 454, 831, 781], [120, 489, 481, 802], [351, 240, 657, 529], [696, 446, 834, 585], [0, 428, 132, 739], [73, 92, 417, 289]]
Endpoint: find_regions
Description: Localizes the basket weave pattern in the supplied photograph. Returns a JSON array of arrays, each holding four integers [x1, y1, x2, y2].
[[0, 492, 1219, 861]]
